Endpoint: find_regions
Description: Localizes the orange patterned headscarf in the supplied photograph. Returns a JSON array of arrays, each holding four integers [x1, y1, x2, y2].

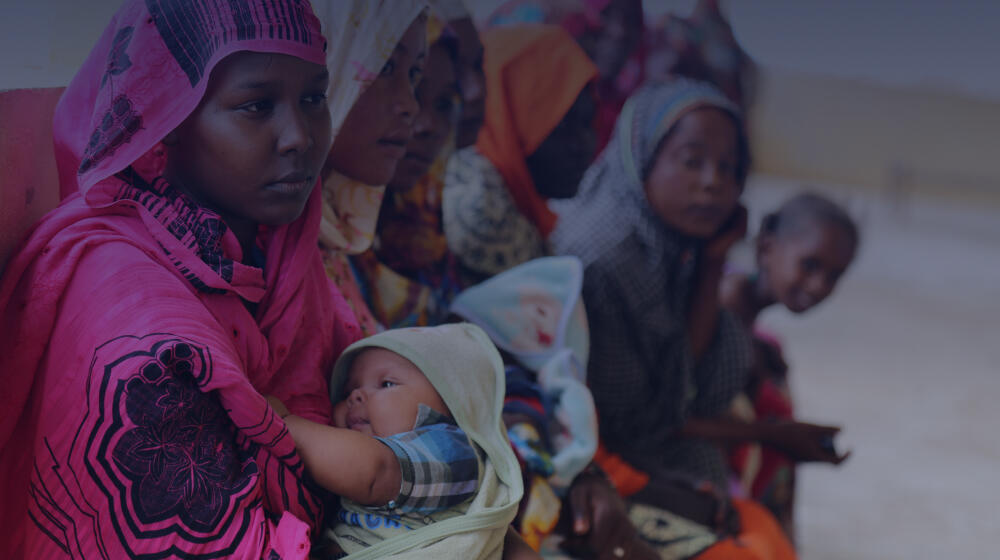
[[476, 24, 596, 237]]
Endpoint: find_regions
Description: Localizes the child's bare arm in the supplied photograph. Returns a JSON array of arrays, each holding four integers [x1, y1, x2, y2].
[[267, 397, 401, 505]]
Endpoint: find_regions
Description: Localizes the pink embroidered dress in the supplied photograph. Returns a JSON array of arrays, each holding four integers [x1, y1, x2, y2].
[[0, 1, 362, 558]]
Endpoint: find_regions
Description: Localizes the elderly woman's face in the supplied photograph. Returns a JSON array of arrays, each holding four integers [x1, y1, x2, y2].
[[643, 108, 742, 238]]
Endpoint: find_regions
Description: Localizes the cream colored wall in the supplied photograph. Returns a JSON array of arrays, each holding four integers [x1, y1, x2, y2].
[[0, 2, 119, 90], [4, 2, 999, 207], [747, 68, 1000, 205]]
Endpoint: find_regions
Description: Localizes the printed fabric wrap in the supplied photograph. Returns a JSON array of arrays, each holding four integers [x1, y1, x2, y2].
[[450, 256, 597, 489]]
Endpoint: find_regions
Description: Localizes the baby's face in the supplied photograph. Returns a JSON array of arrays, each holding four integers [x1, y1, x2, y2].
[[332, 348, 449, 437]]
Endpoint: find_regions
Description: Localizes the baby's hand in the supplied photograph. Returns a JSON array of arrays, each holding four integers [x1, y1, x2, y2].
[[266, 395, 291, 419]]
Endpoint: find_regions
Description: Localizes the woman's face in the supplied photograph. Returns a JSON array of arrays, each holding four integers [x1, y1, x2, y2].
[[526, 89, 597, 199], [165, 52, 331, 235], [643, 108, 742, 238], [450, 17, 486, 149], [327, 17, 427, 186], [389, 42, 459, 192], [759, 222, 856, 313]]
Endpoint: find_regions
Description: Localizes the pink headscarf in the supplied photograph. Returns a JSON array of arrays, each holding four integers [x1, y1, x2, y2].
[[0, 1, 360, 558]]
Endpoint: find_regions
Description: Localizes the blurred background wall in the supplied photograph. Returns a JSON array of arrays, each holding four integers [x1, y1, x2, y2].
[[5, 1, 999, 205]]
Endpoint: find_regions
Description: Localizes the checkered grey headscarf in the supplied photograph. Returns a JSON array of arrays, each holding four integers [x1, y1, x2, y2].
[[553, 78, 743, 255], [551, 79, 752, 490]]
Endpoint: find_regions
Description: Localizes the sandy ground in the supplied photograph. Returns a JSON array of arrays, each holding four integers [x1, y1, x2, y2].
[[736, 176, 1000, 559]]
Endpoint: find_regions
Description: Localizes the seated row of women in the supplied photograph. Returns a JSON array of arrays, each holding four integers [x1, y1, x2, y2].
[[0, 1, 857, 558]]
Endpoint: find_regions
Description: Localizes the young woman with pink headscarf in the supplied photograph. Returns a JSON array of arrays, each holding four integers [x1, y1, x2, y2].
[[0, 1, 356, 557]]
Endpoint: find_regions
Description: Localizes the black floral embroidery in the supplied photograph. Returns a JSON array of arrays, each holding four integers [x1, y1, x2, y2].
[[101, 26, 134, 87], [27, 335, 280, 558], [79, 94, 143, 174], [109, 342, 258, 533], [113, 171, 235, 291]]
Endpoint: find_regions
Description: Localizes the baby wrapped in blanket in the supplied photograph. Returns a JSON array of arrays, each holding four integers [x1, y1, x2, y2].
[[270, 324, 522, 559]]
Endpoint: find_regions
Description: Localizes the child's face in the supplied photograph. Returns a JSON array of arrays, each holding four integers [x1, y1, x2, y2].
[[643, 108, 742, 238], [759, 223, 856, 313], [165, 52, 331, 230], [327, 17, 427, 186], [332, 348, 449, 437], [389, 42, 459, 192]]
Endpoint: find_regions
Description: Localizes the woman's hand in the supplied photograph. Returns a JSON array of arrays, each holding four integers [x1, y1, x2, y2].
[[562, 472, 658, 560], [765, 420, 850, 464], [630, 475, 739, 536], [704, 204, 748, 264]]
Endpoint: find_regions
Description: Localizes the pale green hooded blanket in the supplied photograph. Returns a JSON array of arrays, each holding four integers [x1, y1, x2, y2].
[[326, 324, 523, 559]]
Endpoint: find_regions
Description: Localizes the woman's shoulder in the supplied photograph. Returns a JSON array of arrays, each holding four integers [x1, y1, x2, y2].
[[551, 193, 644, 264], [559, 222, 648, 284], [6, 203, 202, 315]]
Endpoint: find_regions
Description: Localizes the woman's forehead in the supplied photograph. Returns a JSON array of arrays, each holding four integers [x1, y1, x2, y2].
[[662, 108, 738, 151], [206, 52, 327, 90]]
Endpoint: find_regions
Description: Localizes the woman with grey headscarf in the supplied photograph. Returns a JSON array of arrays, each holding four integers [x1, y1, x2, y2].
[[553, 79, 804, 559]]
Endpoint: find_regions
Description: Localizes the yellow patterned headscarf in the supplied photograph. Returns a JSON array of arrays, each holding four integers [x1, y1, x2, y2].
[[312, 0, 429, 254]]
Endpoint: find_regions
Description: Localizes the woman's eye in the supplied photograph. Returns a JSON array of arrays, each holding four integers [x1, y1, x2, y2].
[[239, 100, 273, 114], [434, 97, 454, 114], [380, 59, 396, 77], [303, 92, 327, 106], [409, 67, 424, 87]]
